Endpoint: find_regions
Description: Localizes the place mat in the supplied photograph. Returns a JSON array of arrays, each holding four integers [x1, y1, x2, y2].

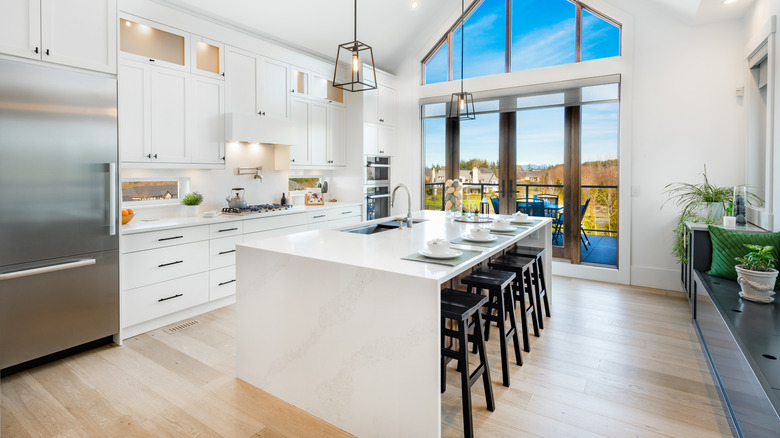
[[450, 235, 513, 248], [453, 216, 493, 223], [402, 249, 483, 266], [489, 227, 527, 236], [510, 218, 542, 226]]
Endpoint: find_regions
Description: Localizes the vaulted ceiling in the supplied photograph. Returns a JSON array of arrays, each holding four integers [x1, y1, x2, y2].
[[156, 0, 756, 75]]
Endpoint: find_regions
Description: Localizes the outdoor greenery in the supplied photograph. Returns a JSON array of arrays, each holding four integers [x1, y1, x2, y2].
[[182, 192, 203, 206], [735, 244, 777, 272]]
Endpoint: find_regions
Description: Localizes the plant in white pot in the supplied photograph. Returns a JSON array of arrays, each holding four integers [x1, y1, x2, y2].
[[182, 192, 203, 217], [735, 244, 778, 303]]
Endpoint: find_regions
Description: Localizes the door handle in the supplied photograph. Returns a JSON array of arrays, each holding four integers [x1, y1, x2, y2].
[[158, 293, 182, 302], [218, 279, 236, 287], [108, 163, 116, 236], [0, 259, 96, 281]]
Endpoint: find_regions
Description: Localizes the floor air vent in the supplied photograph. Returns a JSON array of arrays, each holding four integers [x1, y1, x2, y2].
[[163, 319, 200, 334]]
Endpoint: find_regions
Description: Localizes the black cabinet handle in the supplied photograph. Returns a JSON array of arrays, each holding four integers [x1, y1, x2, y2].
[[158, 293, 182, 302], [222, 72, 225, 77], [313, 214, 326, 219], [258, 111, 266, 116], [291, 158, 295, 163], [158, 260, 183, 268], [149, 58, 155, 62], [342, 211, 352, 215], [158, 236, 183, 242], [34, 47, 39, 54], [218, 227, 238, 233], [218, 249, 236, 255], [379, 119, 384, 122], [218, 279, 236, 287], [154, 153, 158, 159], [45, 49, 49, 56], [147, 154, 151, 159], [222, 156, 226, 161]]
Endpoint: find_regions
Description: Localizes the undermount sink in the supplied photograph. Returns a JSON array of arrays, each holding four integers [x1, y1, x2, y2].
[[343, 222, 401, 235]]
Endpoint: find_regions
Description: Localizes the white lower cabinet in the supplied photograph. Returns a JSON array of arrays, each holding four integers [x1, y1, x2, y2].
[[123, 272, 209, 327], [210, 235, 241, 269], [209, 265, 236, 301]]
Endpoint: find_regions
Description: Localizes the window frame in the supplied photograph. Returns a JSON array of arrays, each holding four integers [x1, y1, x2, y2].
[[421, 0, 621, 85]]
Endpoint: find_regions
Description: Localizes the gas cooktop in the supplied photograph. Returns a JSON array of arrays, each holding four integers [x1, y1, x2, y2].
[[222, 204, 295, 215]]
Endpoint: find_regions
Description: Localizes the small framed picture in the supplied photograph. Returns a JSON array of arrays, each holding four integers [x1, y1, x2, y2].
[[305, 188, 324, 205]]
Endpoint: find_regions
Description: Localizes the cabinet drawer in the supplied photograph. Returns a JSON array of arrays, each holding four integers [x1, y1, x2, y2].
[[210, 235, 242, 269], [307, 221, 331, 231], [243, 225, 308, 243], [308, 211, 329, 223], [243, 213, 307, 233], [123, 272, 209, 327], [328, 216, 362, 229], [122, 225, 209, 253], [327, 206, 360, 220], [122, 241, 209, 289], [209, 221, 243, 238], [210, 265, 236, 300]]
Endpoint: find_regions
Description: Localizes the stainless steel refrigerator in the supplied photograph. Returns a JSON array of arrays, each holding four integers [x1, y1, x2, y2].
[[0, 59, 119, 373]]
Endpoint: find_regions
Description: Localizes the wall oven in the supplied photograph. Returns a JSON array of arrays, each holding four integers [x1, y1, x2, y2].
[[364, 156, 391, 220]]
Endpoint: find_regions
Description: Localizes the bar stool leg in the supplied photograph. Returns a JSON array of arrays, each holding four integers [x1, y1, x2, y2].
[[536, 257, 551, 318], [457, 320, 474, 438], [473, 311, 495, 412], [504, 284, 523, 366], [524, 269, 540, 338], [513, 276, 531, 352]]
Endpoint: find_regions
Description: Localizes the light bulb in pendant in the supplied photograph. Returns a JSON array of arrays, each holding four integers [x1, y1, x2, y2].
[[459, 97, 466, 110], [352, 54, 360, 72]]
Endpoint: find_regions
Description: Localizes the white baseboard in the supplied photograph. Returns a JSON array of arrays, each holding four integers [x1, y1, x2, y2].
[[553, 261, 626, 284], [630, 266, 683, 292], [120, 295, 236, 341]]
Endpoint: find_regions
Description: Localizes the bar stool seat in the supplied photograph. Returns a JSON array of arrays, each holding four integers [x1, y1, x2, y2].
[[508, 246, 551, 328], [488, 254, 540, 352], [461, 268, 522, 387], [441, 288, 495, 438]]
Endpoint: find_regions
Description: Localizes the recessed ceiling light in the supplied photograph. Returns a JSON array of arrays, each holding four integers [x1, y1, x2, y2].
[[410, 1, 419, 10], [722, 0, 737, 4]]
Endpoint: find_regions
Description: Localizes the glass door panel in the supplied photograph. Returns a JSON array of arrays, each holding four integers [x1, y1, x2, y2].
[[516, 107, 566, 253], [120, 19, 185, 66], [423, 117, 446, 211], [580, 102, 619, 266], [460, 113, 500, 215]]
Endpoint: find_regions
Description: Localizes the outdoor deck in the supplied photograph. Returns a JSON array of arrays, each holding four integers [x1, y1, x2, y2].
[[555, 233, 617, 266]]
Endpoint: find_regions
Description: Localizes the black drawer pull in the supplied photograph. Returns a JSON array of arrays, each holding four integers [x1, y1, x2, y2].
[[218, 249, 236, 255], [218, 227, 238, 232], [158, 260, 183, 268], [158, 235, 183, 242], [158, 293, 182, 302], [218, 279, 236, 287], [313, 214, 326, 219], [342, 211, 352, 214]]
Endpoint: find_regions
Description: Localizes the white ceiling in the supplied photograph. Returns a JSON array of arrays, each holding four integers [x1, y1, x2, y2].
[[156, 0, 756, 75]]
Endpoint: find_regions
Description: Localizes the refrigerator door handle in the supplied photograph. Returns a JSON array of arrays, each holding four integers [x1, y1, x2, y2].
[[108, 163, 117, 236], [0, 259, 96, 281]]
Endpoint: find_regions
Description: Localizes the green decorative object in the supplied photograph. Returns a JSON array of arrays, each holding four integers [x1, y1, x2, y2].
[[182, 192, 203, 206], [707, 225, 780, 281]]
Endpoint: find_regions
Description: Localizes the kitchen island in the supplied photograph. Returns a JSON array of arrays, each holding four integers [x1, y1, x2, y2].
[[235, 210, 552, 437]]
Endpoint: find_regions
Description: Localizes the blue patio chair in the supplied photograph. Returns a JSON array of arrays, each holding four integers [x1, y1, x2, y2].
[[490, 194, 499, 214], [517, 199, 545, 216], [552, 197, 591, 248]]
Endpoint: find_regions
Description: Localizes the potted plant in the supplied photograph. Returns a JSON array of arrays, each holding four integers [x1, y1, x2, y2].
[[182, 192, 203, 217], [735, 244, 777, 303]]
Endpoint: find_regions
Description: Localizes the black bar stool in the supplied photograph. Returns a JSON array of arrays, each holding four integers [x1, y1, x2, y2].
[[508, 246, 551, 328], [488, 254, 540, 352], [441, 288, 495, 438], [461, 268, 522, 387]]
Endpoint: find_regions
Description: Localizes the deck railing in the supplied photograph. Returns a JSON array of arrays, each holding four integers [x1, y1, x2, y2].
[[424, 182, 618, 236]]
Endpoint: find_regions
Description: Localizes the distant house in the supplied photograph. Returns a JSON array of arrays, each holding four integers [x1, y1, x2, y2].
[[122, 184, 178, 202], [517, 169, 545, 183]]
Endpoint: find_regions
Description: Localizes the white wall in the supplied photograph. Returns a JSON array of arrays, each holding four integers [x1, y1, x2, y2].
[[392, 0, 748, 291]]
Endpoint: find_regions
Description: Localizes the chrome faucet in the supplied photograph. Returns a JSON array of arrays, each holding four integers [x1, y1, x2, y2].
[[391, 183, 413, 228]]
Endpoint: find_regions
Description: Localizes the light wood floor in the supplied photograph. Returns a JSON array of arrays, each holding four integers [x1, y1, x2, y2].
[[1, 277, 731, 437]]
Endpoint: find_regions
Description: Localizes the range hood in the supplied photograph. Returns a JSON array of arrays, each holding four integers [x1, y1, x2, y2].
[[225, 113, 295, 145]]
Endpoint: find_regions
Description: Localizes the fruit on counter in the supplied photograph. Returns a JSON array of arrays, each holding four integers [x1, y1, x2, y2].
[[121, 208, 134, 216]]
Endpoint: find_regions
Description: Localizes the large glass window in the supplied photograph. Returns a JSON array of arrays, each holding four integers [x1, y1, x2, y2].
[[422, 0, 621, 84], [424, 118, 447, 210]]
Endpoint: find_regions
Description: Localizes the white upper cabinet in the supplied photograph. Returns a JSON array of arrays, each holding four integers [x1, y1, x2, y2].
[[292, 67, 344, 105], [289, 98, 310, 166], [364, 122, 394, 156], [191, 34, 224, 80], [190, 76, 225, 164], [328, 106, 346, 166], [225, 46, 290, 120], [120, 15, 189, 72], [310, 102, 328, 166], [363, 85, 396, 126], [0, 0, 116, 73], [150, 67, 189, 163], [257, 57, 290, 119], [119, 60, 151, 162]]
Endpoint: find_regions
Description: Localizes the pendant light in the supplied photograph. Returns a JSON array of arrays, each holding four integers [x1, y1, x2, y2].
[[448, 0, 475, 120], [333, 0, 377, 92]]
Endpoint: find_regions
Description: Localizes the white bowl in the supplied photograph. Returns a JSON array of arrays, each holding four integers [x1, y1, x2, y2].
[[513, 212, 528, 221], [471, 227, 491, 239], [427, 239, 451, 256], [493, 218, 511, 230]]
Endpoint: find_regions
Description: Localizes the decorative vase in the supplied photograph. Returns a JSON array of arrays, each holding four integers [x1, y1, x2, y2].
[[184, 205, 199, 217], [444, 179, 462, 215], [734, 186, 747, 227], [697, 202, 724, 221], [735, 265, 777, 303]]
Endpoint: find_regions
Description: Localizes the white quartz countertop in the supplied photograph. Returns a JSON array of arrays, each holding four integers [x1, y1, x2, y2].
[[121, 202, 362, 235], [238, 210, 551, 284]]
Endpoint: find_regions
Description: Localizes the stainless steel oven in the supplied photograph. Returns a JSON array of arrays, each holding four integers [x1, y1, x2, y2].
[[365, 156, 390, 186], [365, 185, 390, 220]]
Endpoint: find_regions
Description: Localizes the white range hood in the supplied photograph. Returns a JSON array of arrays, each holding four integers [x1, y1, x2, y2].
[[225, 113, 295, 145]]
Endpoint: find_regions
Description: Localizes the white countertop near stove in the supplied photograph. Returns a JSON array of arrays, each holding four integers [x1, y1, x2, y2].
[[121, 202, 362, 235]]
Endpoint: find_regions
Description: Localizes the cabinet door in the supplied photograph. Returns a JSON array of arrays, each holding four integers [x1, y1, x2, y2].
[[363, 87, 379, 123], [378, 86, 396, 126], [310, 103, 328, 166], [289, 98, 310, 165], [119, 61, 152, 162], [0, 0, 40, 60], [190, 76, 225, 164], [151, 68, 189, 163], [41, 0, 117, 74], [257, 57, 290, 119], [191, 35, 224, 80], [363, 122, 379, 155], [225, 47, 258, 114], [328, 106, 346, 166], [377, 125, 395, 156]]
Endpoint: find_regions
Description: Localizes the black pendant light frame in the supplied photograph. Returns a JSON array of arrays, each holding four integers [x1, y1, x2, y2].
[[333, 0, 378, 92], [448, 0, 475, 120]]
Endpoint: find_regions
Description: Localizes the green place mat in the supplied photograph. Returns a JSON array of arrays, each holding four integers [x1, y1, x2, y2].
[[489, 227, 527, 236], [450, 235, 513, 248], [402, 249, 483, 266], [510, 218, 542, 226]]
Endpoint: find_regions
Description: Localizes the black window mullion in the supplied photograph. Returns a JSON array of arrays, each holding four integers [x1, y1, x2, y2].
[[575, 3, 582, 63], [505, 0, 512, 73]]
